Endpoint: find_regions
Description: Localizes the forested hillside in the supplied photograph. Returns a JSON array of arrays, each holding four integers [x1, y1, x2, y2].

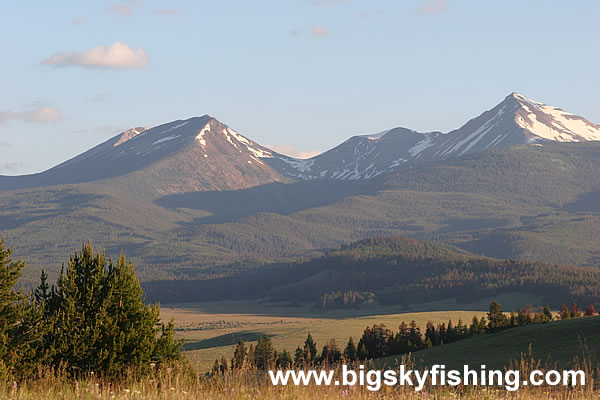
[[2, 142, 600, 288], [143, 236, 600, 307]]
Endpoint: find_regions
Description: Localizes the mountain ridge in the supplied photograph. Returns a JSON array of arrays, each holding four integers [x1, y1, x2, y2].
[[270, 92, 600, 180], [0, 115, 290, 194], [2, 92, 599, 191]]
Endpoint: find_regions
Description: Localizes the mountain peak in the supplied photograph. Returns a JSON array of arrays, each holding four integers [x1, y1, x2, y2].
[[504, 92, 539, 105], [509, 94, 600, 142], [113, 127, 147, 147]]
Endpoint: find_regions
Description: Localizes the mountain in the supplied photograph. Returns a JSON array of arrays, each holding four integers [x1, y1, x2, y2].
[[2, 93, 600, 294], [267, 93, 600, 180], [2, 93, 599, 190], [0, 116, 288, 195]]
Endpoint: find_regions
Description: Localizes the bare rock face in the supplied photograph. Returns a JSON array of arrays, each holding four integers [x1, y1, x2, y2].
[[113, 127, 147, 147]]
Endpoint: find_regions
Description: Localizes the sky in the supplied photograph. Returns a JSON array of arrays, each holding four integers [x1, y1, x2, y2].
[[1, 0, 599, 175]]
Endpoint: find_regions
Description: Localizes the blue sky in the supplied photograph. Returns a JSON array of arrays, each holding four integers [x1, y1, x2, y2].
[[1, 0, 599, 175]]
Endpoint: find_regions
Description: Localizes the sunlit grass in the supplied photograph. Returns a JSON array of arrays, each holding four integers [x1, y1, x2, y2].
[[2, 357, 599, 400]]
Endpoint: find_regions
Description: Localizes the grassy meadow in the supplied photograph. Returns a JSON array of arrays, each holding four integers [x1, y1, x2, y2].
[[4, 294, 599, 399], [2, 356, 598, 399], [160, 293, 541, 372]]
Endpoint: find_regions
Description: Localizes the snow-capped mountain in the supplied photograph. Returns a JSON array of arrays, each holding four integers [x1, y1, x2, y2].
[[2, 92, 599, 192], [0, 116, 288, 193], [267, 93, 600, 180], [266, 128, 442, 180]]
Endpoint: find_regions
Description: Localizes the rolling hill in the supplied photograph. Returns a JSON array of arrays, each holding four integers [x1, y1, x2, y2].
[[142, 236, 600, 307], [380, 316, 600, 370]]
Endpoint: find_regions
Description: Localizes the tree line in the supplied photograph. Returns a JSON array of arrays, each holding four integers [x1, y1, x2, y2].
[[143, 236, 600, 310], [213, 299, 599, 372], [0, 237, 182, 380]]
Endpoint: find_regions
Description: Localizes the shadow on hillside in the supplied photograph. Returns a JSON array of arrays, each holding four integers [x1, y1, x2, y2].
[[0, 191, 103, 230], [156, 180, 372, 224], [182, 331, 273, 351], [562, 190, 600, 212]]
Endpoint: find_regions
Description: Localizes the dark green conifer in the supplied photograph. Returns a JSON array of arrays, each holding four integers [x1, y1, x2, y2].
[[0, 238, 43, 378], [42, 243, 182, 377], [254, 335, 275, 370], [303, 333, 318, 365], [343, 337, 358, 362]]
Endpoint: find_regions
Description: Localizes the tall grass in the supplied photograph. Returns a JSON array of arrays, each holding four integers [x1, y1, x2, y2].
[[2, 356, 599, 399]]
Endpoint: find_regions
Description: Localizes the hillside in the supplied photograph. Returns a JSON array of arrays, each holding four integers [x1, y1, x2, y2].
[[177, 142, 600, 266], [143, 236, 600, 308], [3, 142, 600, 289], [1, 93, 600, 291], [380, 316, 600, 370]]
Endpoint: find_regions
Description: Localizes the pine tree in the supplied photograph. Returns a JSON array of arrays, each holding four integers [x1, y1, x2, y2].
[[0, 238, 43, 378], [320, 339, 341, 365], [232, 340, 247, 370], [357, 343, 368, 360], [41, 243, 182, 377], [33, 269, 51, 306], [254, 336, 275, 370], [277, 349, 292, 368], [543, 305, 553, 321], [468, 315, 484, 336], [478, 316, 487, 333], [303, 333, 318, 365], [293, 346, 303, 367], [343, 337, 358, 362], [487, 300, 508, 331], [408, 320, 424, 350]]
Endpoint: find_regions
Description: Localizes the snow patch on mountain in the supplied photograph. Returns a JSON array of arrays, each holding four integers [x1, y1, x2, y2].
[[269, 92, 600, 181], [153, 135, 180, 145], [409, 135, 435, 156], [513, 93, 600, 141], [227, 128, 250, 145], [195, 124, 211, 146], [247, 145, 272, 159]]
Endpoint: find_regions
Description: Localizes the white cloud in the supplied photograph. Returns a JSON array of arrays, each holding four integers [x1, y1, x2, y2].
[[418, 0, 447, 16], [268, 144, 321, 159], [311, 26, 330, 37], [42, 42, 149, 70], [107, 4, 133, 16], [0, 107, 63, 124]]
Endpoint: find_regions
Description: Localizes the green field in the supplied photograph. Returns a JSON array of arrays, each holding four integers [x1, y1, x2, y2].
[[160, 293, 543, 372], [380, 315, 600, 370]]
